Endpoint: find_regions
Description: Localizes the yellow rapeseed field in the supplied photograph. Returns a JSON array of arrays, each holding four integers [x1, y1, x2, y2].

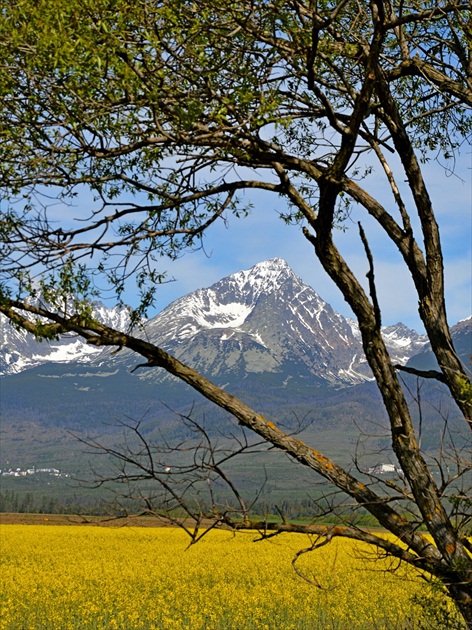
[[0, 523, 458, 629]]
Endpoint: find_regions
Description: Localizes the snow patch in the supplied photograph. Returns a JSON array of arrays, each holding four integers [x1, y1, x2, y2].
[[194, 302, 252, 329], [382, 333, 413, 348], [32, 341, 100, 363], [249, 332, 267, 348]]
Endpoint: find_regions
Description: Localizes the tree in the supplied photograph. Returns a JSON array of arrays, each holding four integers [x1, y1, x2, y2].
[[0, 0, 471, 624]]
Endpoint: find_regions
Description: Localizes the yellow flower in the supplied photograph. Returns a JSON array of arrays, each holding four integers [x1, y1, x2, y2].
[[0, 524, 458, 629]]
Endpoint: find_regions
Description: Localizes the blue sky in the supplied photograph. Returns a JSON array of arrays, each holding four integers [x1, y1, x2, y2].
[[126, 152, 471, 333]]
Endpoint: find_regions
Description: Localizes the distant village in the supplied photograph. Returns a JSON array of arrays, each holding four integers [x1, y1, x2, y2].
[[1, 464, 402, 477], [1, 466, 69, 478]]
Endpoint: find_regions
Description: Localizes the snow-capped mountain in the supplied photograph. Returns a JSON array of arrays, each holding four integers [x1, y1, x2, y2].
[[128, 258, 370, 385], [0, 303, 130, 375], [347, 319, 429, 365], [0, 259, 443, 385]]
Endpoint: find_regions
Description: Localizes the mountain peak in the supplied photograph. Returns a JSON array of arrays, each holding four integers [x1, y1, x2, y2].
[[249, 258, 290, 273], [149, 259, 301, 343], [211, 258, 296, 302], [243, 257, 291, 284]]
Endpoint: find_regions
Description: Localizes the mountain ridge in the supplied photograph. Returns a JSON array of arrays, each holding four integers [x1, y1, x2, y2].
[[2, 258, 466, 388], [0, 302, 131, 376]]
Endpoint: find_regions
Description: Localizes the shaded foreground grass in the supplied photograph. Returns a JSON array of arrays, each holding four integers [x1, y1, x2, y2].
[[0, 522, 463, 629]]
